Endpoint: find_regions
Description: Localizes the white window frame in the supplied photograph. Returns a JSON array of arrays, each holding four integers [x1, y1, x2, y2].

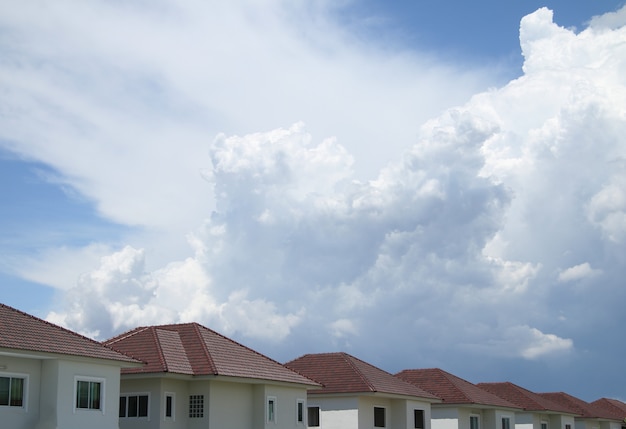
[[267, 396, 277, 423], [374, 405, 387, 428], [308, 405, 321, 427], [74, 375, 105, 414], [119, 392, 150, 419], [296, 399, 305, 425], [470, 414, 481, 429], [414, 408, 425, 429], [164, 392, 176, 421], [0, 372, 29, 411], [501, 416, 511, 429], [541, 421, 548, 429]]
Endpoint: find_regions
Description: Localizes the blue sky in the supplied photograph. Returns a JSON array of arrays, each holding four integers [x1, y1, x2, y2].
[[2, 0, 626, 402]]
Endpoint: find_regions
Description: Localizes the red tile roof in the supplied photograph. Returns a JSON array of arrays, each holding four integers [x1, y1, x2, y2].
[[0, 303, 139, 364], [396, 369, 520, 409], [538, 392, 622, 420], [104, 323, 319, 386], [477, 382, 574, 414], [285, 352, 440, 400], [591, 398, 626, 420]]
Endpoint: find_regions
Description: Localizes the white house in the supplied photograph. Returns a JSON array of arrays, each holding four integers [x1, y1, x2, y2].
[[476, 382, 577, 429], [0, 303, 142, 429], [396, 368, 522, 429], [538, 392, 623, 429], [104, 322, 320, 429], [285, 352, 441, 429]]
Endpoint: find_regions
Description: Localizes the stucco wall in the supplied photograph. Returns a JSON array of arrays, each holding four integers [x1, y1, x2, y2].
[[0, 356, 41, 429], [308, 396, 359, 429]]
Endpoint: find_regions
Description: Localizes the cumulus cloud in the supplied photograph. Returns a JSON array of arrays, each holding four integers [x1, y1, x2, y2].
[[3, 2, 626, 396]]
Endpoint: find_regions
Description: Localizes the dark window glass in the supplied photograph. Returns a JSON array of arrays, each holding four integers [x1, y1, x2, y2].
[[166, 395, 173, 417], [308, 406, 320, 427], [138, 395, 149, 417], [374, 407, 386, 427], [128, 396, 138, 417], [119, 397, 126, 418], [415, 409, 424, 429]]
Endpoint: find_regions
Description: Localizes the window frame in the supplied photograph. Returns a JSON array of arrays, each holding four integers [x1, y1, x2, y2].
[[119, 392, 150, 419], [189, 394, 204, 418], [0, 372, 28, 410], [267, 396, 277, 423], [74, 376, 105, 414], [164, 392, 175, 421], [541, 421, 548, 429], [501, 416, 511, 429], [296, 399, 305, 425], [308, 406, 320, 427], [414, 409, 425, 429], [374, 406, 386, 428], [470, 414, 480, 429]]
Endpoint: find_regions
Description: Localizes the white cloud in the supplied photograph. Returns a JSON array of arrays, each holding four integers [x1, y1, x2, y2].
[[558, 262, 602, 283], [2, 3, 626, 382]]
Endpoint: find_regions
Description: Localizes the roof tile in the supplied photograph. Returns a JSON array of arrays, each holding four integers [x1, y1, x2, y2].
[[477, 382, 574, 414], [0, 303, 139, 364], [397, 369, 520, 409], [285, 352, 439, 400], [538, 392, 622, 420]]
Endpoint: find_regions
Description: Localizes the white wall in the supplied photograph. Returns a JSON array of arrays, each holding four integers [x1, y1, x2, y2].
[[0, 356, 41, 429], [308, 396, 359, 429]]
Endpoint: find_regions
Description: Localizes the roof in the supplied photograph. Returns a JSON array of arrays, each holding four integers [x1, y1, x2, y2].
[[396, 369, 520, 409], [104, 323, 319, 387], [284, 352, 439, 400], [591, 398, 626, 419], [0, 303, 139, 364], [477, 382, 574, 414], [538, 392, 622, 420]]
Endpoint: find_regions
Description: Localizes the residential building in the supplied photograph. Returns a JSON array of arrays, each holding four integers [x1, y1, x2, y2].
[[285, 352, 441, 429], [104, 322, 320, 429], [477, 382, 577, 429], [0, 302, 142, 429], [591, 398, 626, 422], [396, 368, 522, 429], [538, 392, 623, 429]]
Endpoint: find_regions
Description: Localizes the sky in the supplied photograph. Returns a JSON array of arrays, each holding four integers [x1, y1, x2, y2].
[[1, 0, 626, 402]]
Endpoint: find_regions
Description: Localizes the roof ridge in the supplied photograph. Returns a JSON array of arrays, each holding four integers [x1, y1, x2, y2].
[[153, 327, 169, 373], [342, 352, 377, 392], [192, 323, 218, 374], [440, 369, 475, 403]]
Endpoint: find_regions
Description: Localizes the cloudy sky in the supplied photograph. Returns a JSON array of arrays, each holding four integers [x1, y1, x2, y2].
[[2, 0, 626, 402]]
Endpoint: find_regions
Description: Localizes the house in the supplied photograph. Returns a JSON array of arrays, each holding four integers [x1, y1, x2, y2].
[[395, 368, 522, 429], [104, 322, 320, 429], [284, 352, 441, 429], [538, 392, 623, 429], [0, 302, 142, 429], [590, 398, 626, 423], [476, 382, 577, 429]]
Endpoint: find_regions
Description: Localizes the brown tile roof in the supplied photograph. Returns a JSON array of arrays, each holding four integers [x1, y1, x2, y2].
[[477, 382, 574, 414], [591, 398, 626, 420], [0, 303, 139, 364], [104, 323, 319, 386], [285, 352, 440, 400], [396, 369, 520, 409], [539, 392, 622, 420]]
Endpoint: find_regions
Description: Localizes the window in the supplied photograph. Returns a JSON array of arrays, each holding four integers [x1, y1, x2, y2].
[[565, 425, 571, 429], [502, 417, 511, 429], [76, 379, 102, 410], [165, 393, 175, 419], [415, 409, 425, 429], [297, 399, 304, 424], [308, 406, 320, 427], [119, 394, 149, 418], [0, 376, 25, 407], [471, 415, 480, 429], [541, 422, 548, 429], [189, 395, 204, 418], [374, 407, 386, 428], [267, 397, 276, 423]]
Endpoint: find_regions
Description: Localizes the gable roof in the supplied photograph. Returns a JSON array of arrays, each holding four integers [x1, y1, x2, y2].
[[0, 303, 139, 364], [477, 382, 575, 414], [104, 323, 319, 387], [538, 392, 622, 420], [285, 352, 439, 400], [591, 398, 626, 420], [396, 369, 520, 409]]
